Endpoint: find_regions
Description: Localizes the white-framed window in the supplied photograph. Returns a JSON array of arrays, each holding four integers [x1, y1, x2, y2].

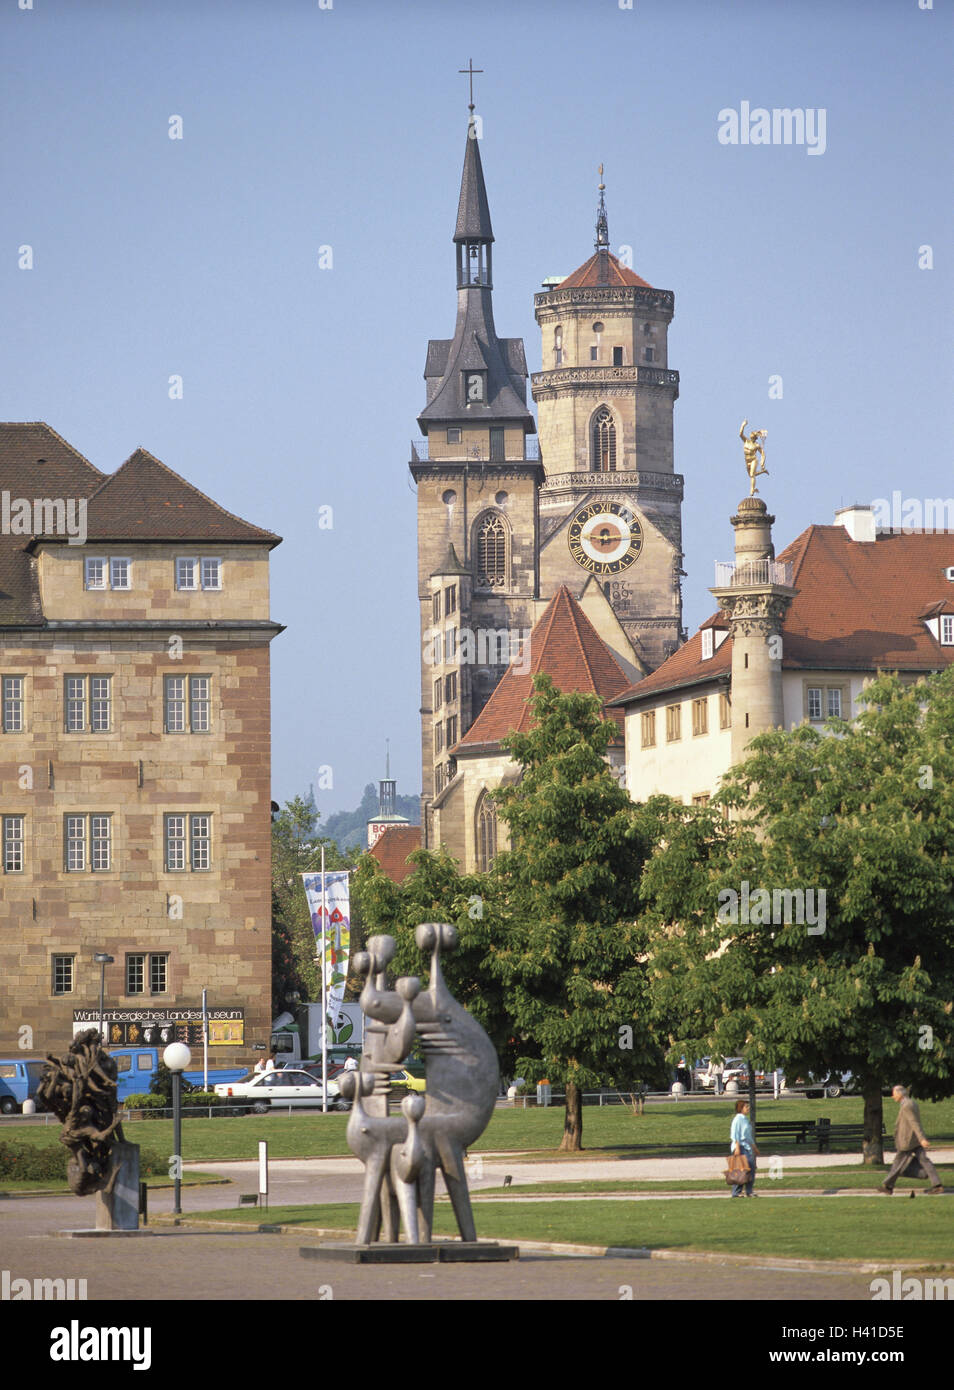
[[941, 615, 954, 645], [3, 815, 24, 873], [176, 557, 222, 591], [126, 954, 145, 994], [805, 683, 848, 722], [827, 688, 842, 718], [109, 558, 132, 590], [85, 557, 108, 590], [164, 675, 211, 733], [165, 813, 211, 871], [52, 955, 75, 996], [65, 814, 111, 872], [65, 675, 111, 732], [2, 676, 24, 733], [701, 628, 714, 661], [175, 558, 198, 591], [807, 687, 822, 721], [201, 558, 222, 590]]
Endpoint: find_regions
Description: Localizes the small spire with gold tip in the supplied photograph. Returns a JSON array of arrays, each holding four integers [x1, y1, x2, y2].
[[595, 163, 609, 249]]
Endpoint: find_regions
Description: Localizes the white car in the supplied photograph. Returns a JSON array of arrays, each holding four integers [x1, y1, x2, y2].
[[214, 1068, 346, 1113]]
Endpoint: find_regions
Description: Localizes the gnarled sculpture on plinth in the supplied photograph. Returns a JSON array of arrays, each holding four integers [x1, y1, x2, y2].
[[38, 1028, 140, 1229], [339, 923, 499, 1248]]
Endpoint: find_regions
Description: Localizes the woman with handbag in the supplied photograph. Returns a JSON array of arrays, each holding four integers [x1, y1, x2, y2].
[[728, 1099, 760, 1197]]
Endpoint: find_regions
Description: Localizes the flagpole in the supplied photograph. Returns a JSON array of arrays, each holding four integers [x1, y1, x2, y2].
[[321, 845, 328, 1115]]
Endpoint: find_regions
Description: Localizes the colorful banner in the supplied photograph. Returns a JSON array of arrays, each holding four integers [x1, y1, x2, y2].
[[302, 870, 351, 1047]]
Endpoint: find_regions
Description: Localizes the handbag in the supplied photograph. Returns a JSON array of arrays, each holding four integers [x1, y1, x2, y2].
[[724, 1149, 751, 1186]]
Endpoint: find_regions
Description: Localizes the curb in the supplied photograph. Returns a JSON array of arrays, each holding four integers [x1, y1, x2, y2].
[[0, 1177, 230, 1200], [152, 1217, 954, 1275]]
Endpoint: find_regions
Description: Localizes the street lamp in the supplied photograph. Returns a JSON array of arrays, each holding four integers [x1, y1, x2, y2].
[[93, 953, 114, 1045], [163, 1042, 192, 1216]]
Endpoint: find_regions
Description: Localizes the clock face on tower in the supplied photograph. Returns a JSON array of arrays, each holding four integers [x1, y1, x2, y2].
[[567, 501, 643, 575]]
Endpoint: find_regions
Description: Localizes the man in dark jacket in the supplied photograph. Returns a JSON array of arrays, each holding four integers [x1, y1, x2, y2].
[[878, 1086, 944, 1194]]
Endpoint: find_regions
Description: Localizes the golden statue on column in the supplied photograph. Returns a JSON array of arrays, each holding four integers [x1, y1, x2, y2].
[[740, 419, 768, 495]]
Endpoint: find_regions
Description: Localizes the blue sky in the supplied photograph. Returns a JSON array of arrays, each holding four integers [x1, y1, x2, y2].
[[3, 0, 951, 820]]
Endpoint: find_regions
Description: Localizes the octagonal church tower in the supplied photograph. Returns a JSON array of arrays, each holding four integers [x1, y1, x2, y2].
[[532, 177, 685, 672]]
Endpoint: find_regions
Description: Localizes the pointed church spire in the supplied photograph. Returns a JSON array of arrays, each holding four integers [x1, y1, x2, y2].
[[454, 117, 494, 247]]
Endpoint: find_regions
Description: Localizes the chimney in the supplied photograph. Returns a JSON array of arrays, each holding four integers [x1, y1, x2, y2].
[[835, 505, 876, 543]]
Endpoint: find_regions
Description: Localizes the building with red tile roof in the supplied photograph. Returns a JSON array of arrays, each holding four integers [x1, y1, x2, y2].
[[368, 825, 423, 885], [610, 500, 954, 805]]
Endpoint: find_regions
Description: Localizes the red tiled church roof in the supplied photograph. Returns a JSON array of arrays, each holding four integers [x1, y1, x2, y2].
[[558, 251, 653, 290], [612, 524, 954, 705], [455, 586, 631, 750], [368, 824, 422, 884]]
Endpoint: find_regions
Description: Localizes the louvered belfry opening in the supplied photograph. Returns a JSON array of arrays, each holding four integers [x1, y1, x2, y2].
[[476, 511, 507, 587], [593, 406, 617, 472]]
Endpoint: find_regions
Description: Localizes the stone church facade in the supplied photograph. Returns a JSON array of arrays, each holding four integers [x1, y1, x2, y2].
[[411, 117, 686, 859]]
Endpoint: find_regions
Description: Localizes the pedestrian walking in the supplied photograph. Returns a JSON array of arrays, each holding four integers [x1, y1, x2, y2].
[[711, 1056, 725, 1097], [729, 1098, 760, 1197], [878, 1085, 944, 1195]]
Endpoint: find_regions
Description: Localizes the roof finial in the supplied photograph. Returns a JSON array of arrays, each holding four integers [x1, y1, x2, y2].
[[595, 163, 609, 249], [458, 58, 483, 113]]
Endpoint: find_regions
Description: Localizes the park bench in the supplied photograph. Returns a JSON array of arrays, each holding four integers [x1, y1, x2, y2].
[[754, 1119, 817, 1145], [815, 1118, 884, 1154]]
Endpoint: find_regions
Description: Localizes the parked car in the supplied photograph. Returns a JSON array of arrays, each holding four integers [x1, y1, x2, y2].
[[791, 1070, 851, 1099], [389, 1066, 427, 1095], [214, 1068, 346, 1113]]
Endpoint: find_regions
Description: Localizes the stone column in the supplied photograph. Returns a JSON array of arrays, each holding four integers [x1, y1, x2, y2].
[[710, 497, 797, 765]]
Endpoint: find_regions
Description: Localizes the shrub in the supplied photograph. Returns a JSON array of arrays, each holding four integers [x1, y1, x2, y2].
[[0, 1139, 166, 1182]]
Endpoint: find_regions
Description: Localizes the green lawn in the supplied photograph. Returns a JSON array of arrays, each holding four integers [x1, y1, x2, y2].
[[3, 1096, 952, 1166], [476, 1165, 954, 1195], [176, 1196, 954, 1262]]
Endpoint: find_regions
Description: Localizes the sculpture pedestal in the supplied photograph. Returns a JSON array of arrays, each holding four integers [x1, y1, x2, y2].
[[300, 1241, 519, 1265], [95, 1142, 141, 1231]]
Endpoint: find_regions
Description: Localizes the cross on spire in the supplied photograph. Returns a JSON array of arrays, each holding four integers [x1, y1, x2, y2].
[[458, 58, 483, 112]]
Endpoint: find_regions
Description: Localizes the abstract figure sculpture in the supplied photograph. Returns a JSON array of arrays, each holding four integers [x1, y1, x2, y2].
[[340, 923, 499, 1246], [37, 1029, 126, 1196], [740, 418, 769, 495]]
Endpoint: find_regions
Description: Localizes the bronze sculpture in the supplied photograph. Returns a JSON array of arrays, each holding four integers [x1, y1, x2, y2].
[[37, 1028, 126, 1196]]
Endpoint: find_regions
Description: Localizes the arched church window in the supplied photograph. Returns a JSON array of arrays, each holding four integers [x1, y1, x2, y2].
[[475, 511, 508, 588], [592, 406, 617, 473], [475, 791, 498, 872]]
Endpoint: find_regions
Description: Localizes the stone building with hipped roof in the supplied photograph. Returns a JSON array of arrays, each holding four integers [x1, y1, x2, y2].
[[0, 423, 281, 1064]]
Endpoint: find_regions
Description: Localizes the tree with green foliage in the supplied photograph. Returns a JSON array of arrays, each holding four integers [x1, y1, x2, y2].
[[642, 668, 954, 1164], [491, 675, 665, 1150], [352, 847, 514, 1068]]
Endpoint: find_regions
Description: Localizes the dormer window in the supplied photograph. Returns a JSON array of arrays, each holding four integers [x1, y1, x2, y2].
[[463, 371, 486, 405], [701, 628, 714, 660], [941, 615, 954, 645]]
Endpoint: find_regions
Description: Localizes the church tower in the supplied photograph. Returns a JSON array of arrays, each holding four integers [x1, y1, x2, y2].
[[532, 174, 685, 672], [411, 112, 540, 845]]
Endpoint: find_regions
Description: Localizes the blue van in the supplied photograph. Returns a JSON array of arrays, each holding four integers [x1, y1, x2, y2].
[[108, 1046, 248, 1100], [0, 1059, 47, 1114]]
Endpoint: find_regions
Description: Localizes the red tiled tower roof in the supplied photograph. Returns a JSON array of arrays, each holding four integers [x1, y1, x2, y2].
[[455, 586, 631, 750], [558, 251, 653, 290]]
